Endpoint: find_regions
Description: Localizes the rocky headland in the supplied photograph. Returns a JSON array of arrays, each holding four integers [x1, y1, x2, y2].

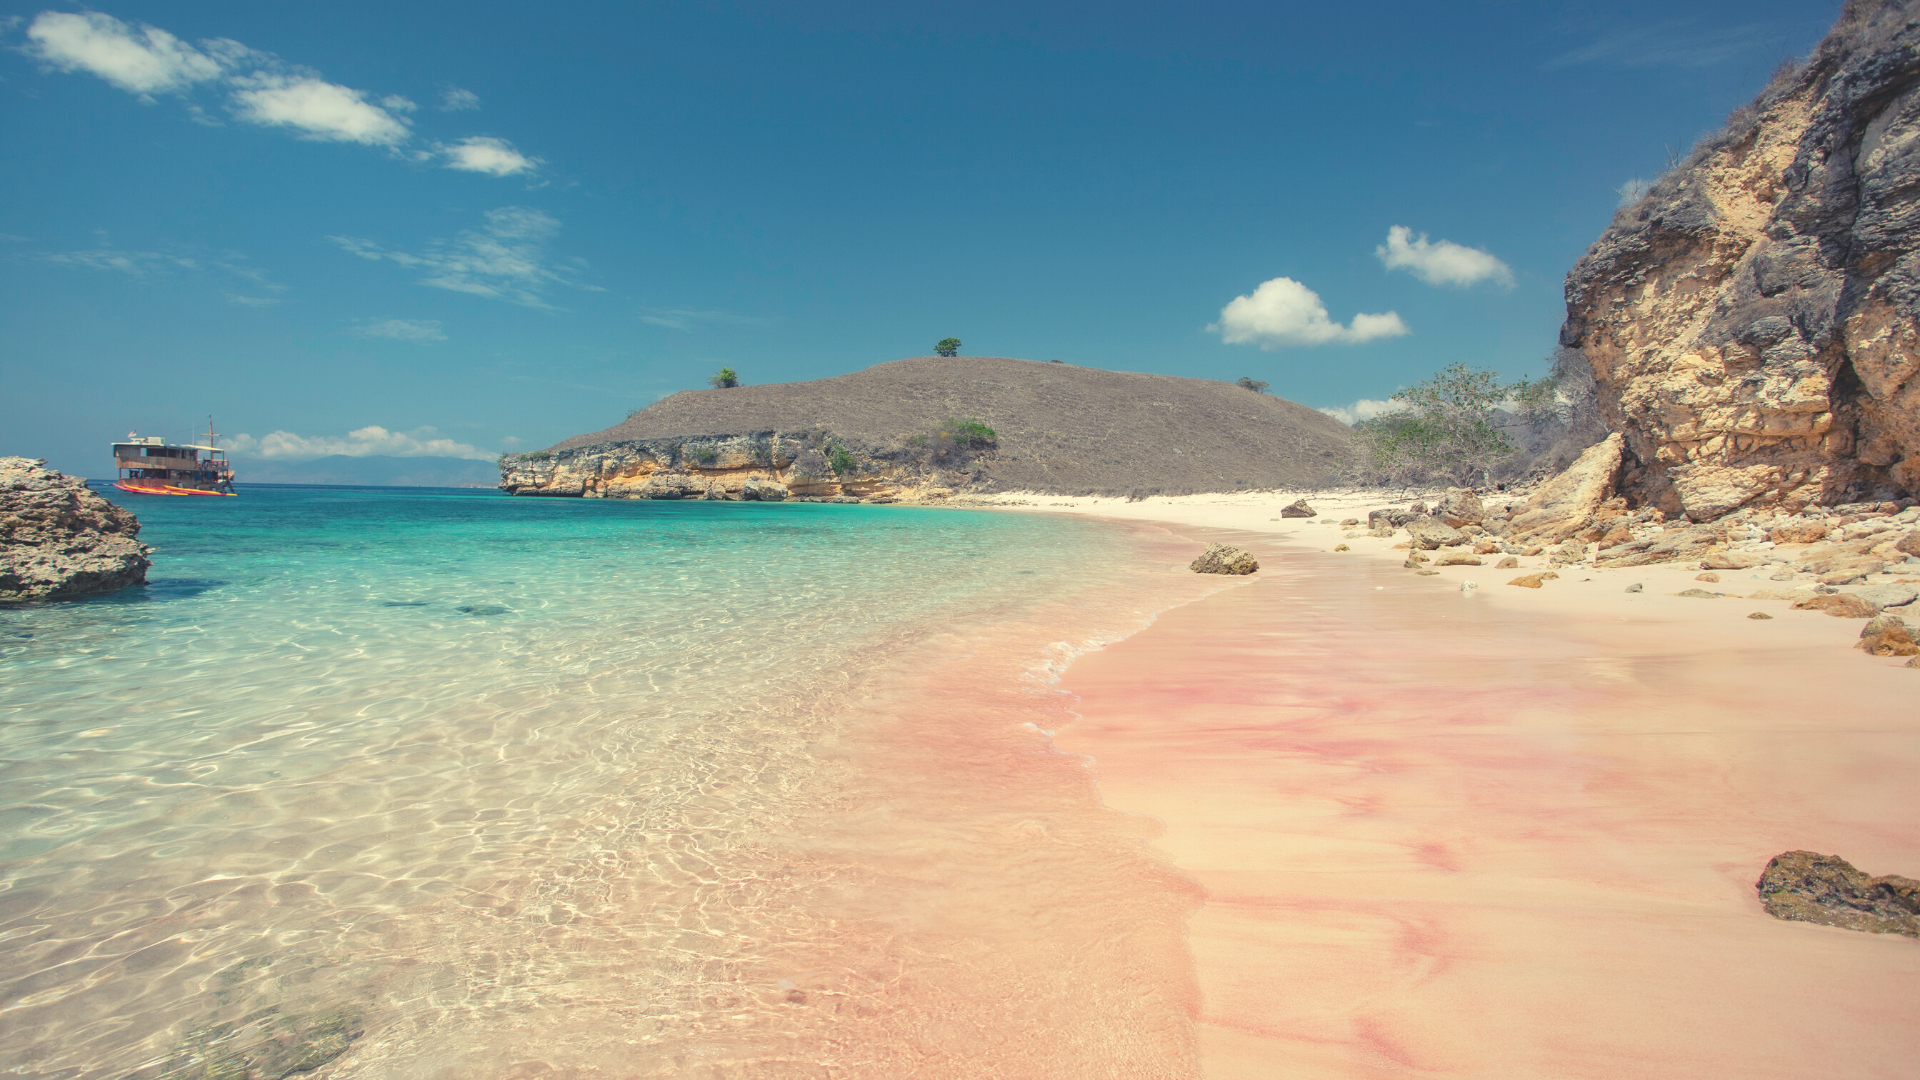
[[501, 356, 1352, 501], [1, 457, 150, 602], [1561, 0, 1920, 520]]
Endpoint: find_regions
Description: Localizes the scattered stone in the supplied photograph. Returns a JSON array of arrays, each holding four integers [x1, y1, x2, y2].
[[1406, 550, 1431, 564], [1677, 588, 1721, 598], [1792, 594, 1879, 618], [1436, 552, 1483, 567], [1460, 580, 1479, 592], [1625, 583, 1643, 593], [1770, 568, 1797, 581], [1749, 612, 1773, 620], [1695, 572, 1721, 583], [1700, 552, 1763, 570], [1410, 501, 1428, 514], [1432, 488, 1484, 528], [1368, 508, 1418, 530], [1899, 532, 1920, 557], [1279, 499, 1316, 518], [1405, 515, 1465, 551], [1415, 569, 1440, 576], [1339, 518, 1360, 527], [1189, 543, 1259, 575], [1755, 851, 1920, 938], [1522, 545, 1545, 557], [1368, 526, 1397, 538], [1858, 614, 1920, 656], [1508, 574, 1549, 589], [1496, 556, 1519, 569], [1334, 543, 1350, 552], [1, 457, 151, 602]]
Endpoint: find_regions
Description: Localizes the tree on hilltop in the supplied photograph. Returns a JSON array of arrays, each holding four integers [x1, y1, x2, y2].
[[708, 367, 740, 389], [934, 337, 961, 357], [1236, 376, 1269, 393]]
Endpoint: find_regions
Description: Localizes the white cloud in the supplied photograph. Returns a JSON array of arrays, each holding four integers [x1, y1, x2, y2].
[[1210, 277, 1409, 349], [351, 317, 446, 341], [37, 247, 193, 275], [227, 294, 282, 308], [224, 425, 493, 461], [1375, 226, 1514, 289], [25, 11, 224, 95], [1316, 398, 1402, 425], [24, 12, 532, 175], [439, 136, 539, 176], [331, 207, 597, 308], [639, 306, 765, 330], [228, 72, 412, 146]]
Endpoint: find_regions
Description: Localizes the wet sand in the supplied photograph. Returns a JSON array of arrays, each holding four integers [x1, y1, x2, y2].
[[1054, 523, 1920, 1078]]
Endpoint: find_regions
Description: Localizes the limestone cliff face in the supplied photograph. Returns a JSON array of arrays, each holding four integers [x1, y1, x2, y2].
[[498, 431, 988, 501], [1561, 0, 1920, 519]]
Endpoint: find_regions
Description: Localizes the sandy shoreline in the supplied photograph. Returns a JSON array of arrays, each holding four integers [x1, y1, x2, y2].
[[992, 490, 1920, 1078]]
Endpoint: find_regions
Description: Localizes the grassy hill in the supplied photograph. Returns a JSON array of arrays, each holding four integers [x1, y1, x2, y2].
[[550, 357, 1352, 495]]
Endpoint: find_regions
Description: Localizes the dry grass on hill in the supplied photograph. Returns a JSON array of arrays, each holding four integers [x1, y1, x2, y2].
[[551, 356, 1354, 496]]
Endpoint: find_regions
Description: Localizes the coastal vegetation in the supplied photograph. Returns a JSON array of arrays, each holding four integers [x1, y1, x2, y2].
[[709, 367, 740, 389], [1236, 377, 1269, 393], [934, 337, 961, 357]]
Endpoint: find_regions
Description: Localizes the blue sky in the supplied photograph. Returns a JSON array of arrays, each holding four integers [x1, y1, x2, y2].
[[2, 1, 1837, 476]]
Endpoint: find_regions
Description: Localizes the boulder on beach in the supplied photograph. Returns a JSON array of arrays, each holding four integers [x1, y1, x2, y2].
[[1793, 593, 1879, 618], [1436, 552, 1482, 567], [1405, 515, 1464, 551], [1755, 851, 1920, 938], [1, 457, 151, 602], [1190, 543, 1258, 575], [1279, 499, 1316, 519], [1858, 614, 1919, 656], [1368, 508, 1417, 530], [1432, 489, 1484, 528]]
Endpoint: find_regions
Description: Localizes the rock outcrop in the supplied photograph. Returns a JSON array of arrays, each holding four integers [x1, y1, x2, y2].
[[1189, 544, 1259, 575], [1756, 850, 1920, 937], [499, 431, 959, 502], [1560, 1, 1920, 519], [1, 457, 150, 601]]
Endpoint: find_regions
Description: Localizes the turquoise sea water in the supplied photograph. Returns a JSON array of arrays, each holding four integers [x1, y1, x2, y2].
[[0, 486, 1199, 1078]]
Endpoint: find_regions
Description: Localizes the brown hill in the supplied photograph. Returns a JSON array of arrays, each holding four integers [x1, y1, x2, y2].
[[547, 356, 1353, 495]]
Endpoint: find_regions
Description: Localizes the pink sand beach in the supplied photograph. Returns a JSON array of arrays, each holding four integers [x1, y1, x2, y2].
[[1041, 507, 1920, 1078]]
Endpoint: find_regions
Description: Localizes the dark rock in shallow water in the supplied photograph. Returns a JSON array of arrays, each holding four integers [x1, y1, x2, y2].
[[1, 457, 150, 602], [1190, 543, 1258, 575], [456, 604, 510, 616], [1756, 851, 1920, 937]]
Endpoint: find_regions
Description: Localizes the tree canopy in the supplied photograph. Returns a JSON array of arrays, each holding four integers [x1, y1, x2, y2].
[[934, 337, 961, 357], [708, 367, 740, 389]]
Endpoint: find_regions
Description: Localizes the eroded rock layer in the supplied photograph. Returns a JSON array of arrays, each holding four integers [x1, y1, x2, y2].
[[1, 457, 150, 602], [1561, 0, 1920, 519]]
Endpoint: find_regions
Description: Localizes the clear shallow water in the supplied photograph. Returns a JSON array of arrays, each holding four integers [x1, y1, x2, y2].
[[0, 486, 1208, 1078]]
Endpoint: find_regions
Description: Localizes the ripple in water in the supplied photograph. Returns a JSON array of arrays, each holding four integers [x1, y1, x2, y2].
[[0, 487, 1209, 1078]]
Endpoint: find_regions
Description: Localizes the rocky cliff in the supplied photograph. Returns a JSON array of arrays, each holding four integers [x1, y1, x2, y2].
[[1561, 0, 1920, 520], [1, 457, 151, 601], [504, 357, 1353, 500]]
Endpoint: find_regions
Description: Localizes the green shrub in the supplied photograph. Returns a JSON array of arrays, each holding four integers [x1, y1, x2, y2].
[[692, 447, 719, 465], [828, 443, 856, 475], [939, 417, 996, 446], [934, 337, 961, 358], [524, 451, 552, 461], [1236, 376, 1269, 393], [708, 367, 740, 389]]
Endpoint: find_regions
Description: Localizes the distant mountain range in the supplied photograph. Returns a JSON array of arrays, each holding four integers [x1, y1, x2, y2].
[[235, 455, 499, 488]]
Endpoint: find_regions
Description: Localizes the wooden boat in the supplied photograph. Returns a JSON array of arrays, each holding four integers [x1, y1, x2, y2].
[[112, 420, 236, 496]]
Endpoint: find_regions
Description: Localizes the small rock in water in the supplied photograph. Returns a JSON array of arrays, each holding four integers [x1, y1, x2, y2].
[[456, 603, 511, 616], [1190, 544, 1259, 575], [1279, 498, 1316, 518], [1755, 851, 1920, 937], [1696, 572, 1721, 583], [1748, 611, 1773, 619], [1625, 583, 1644, 593]]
